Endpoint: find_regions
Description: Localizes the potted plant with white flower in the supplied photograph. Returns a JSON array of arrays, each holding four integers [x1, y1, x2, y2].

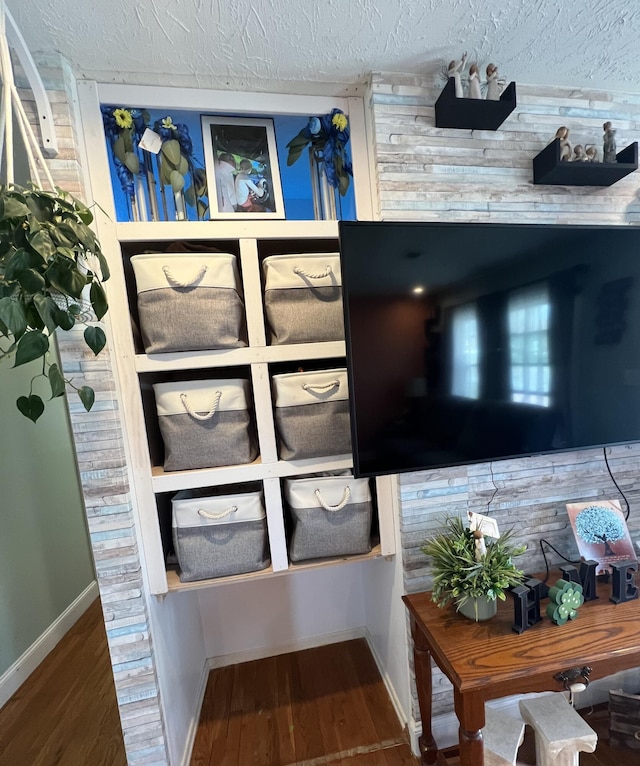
[[422, 516, 527, 621]]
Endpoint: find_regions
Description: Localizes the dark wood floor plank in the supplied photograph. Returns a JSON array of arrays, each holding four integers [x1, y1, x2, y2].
[[343, 639, 405, 744], [194, 638, 414, 766], [223, 659, 256, 766], [0, 598, 127, 766], [190, 667, 229, 766], [205, 665, 236, 766], [303, 642, 353, 758], [290, 645, 329, 762], [274, 652, 297, 765], [337, 639, 403, 751]]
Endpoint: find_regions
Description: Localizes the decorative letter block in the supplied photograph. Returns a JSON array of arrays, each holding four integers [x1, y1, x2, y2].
[[610, 559, 639, 604], [511, 577, 544, 634], [560, 560, 598, 602]]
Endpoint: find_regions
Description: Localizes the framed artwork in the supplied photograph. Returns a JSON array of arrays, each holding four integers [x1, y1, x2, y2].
[[201, 115, 285, 219], [566, 499, 636, 574]]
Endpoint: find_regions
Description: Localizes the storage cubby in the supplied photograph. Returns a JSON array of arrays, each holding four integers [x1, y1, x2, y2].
[[106, 221, 388, 594]]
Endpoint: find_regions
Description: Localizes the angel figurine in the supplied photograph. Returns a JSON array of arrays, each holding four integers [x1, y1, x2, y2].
[[468, 63, 482, 99], [551, 126, 572, 161], [603, 122, 617, 163], [486, 63, 501, 100], [448, 52, 467, 98], [573, 145, 588, 162], [585, 145, 598, 162]]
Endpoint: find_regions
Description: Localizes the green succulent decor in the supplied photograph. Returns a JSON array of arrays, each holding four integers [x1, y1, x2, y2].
[[546, 579, 584, 625], [421, 516, 526, 614], [0, 185, 109, 422]]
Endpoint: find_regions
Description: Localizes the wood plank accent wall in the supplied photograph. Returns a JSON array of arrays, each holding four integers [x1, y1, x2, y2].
[[370, 72, 640, 721], [17, 55, 170, 765]]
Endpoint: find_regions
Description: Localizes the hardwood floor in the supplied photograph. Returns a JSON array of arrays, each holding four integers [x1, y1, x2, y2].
[[191, 638, 418, 766], [0, 598, 126, 766], [2, 602, 637, 766]]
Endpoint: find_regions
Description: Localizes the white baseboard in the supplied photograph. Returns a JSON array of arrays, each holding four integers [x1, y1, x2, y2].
[[206, 627, 367, 670], [179, 659, 210, 766], [364, 629, 408, 733], [0, 580, 98, 709]]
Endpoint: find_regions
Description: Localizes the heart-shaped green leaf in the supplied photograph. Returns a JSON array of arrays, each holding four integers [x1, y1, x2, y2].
[[54, 308, 75, 331], [1, 196, 30, 218], [17, 394, 45, 422], [0, 296, 27, 338], [48, 363, 66, 398], [4, 248, 32, 279], [90, 282, 108, 320], [96, 251, 110, 282], [14, 330, 49, 367], [45, 260, 87, 299], [84, 325, 106, 355], [28, 229, 56, 260], [78, 386, 95, 411], [17, 269, 46, 294], [33, 294, 60, 333]]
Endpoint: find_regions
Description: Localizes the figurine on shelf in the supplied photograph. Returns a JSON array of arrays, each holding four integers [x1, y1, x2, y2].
[[551, 126, 572, 161], [603, 121, 617, 163], [448, 52, 467, 97], [468, 63, 482, 99], [585, 145, 599, 162], [486, 63, 501, 100], [573, 144, 588, 162]]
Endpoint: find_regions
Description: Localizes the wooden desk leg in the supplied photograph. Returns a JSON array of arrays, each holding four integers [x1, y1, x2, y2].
[[453, 688, 485, 766], [410, 616, 438, 765]]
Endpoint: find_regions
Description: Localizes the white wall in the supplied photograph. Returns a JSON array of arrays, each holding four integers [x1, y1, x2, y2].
[[198, 564, 368, 661]]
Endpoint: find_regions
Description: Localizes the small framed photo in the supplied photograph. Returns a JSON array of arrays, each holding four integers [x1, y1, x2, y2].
[[202, 116, 285, 219], [566, 499, 636, 574]]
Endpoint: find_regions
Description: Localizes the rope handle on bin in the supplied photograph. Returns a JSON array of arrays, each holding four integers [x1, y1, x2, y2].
[[302, 380, 340, 394], [180, 390, 222, 421], [293, 265, 332, 280], [314, 486, 351, 512], [162, 264, 208, 288], [198, 505, 238, 520]]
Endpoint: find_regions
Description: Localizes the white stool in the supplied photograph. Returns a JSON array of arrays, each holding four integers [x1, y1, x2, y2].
[[519, 693, 597, 766], [483, 706, 526, 766]]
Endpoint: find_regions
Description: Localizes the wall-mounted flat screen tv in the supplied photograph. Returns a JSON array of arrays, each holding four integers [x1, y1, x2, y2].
[[339, 220, 640, 477]]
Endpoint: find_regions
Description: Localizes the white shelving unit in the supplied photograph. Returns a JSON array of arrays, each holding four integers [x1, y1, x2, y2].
[[77, 83, 396, 596]]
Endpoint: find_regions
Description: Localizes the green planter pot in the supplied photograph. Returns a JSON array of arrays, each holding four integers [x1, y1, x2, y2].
[[458, 596, 497, 621]]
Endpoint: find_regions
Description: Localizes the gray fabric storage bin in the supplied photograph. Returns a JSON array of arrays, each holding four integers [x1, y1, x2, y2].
[[172, 488, 270, 581], [263, 253, 344, 344], [284, 475, 372, 562], [131, 252, 246, 353], [153, 379, 257, 471], [272, 368, 351, 460]]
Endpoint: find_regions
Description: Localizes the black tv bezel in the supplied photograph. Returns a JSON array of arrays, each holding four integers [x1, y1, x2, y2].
[[339, 219, 640, 479]]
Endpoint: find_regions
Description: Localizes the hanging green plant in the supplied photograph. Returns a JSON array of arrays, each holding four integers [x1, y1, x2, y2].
[[0, 185, 109, 422]]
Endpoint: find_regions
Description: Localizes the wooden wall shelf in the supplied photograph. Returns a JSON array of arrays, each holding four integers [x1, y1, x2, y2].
[[533, 139, 639, 186], [434, 77, 517, 130]]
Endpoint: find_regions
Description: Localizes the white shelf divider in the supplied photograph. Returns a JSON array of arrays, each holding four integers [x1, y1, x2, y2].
[[262, 476, 289, 571]]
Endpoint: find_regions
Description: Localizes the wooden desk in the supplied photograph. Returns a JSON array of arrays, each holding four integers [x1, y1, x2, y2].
[[403, 579, 640, 766]]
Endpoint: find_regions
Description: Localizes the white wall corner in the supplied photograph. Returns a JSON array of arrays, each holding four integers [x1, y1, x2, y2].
[[0, 581, 98, 709]]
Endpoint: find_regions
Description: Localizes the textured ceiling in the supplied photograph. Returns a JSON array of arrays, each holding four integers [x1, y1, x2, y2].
[[8, 0, 640, 95]]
